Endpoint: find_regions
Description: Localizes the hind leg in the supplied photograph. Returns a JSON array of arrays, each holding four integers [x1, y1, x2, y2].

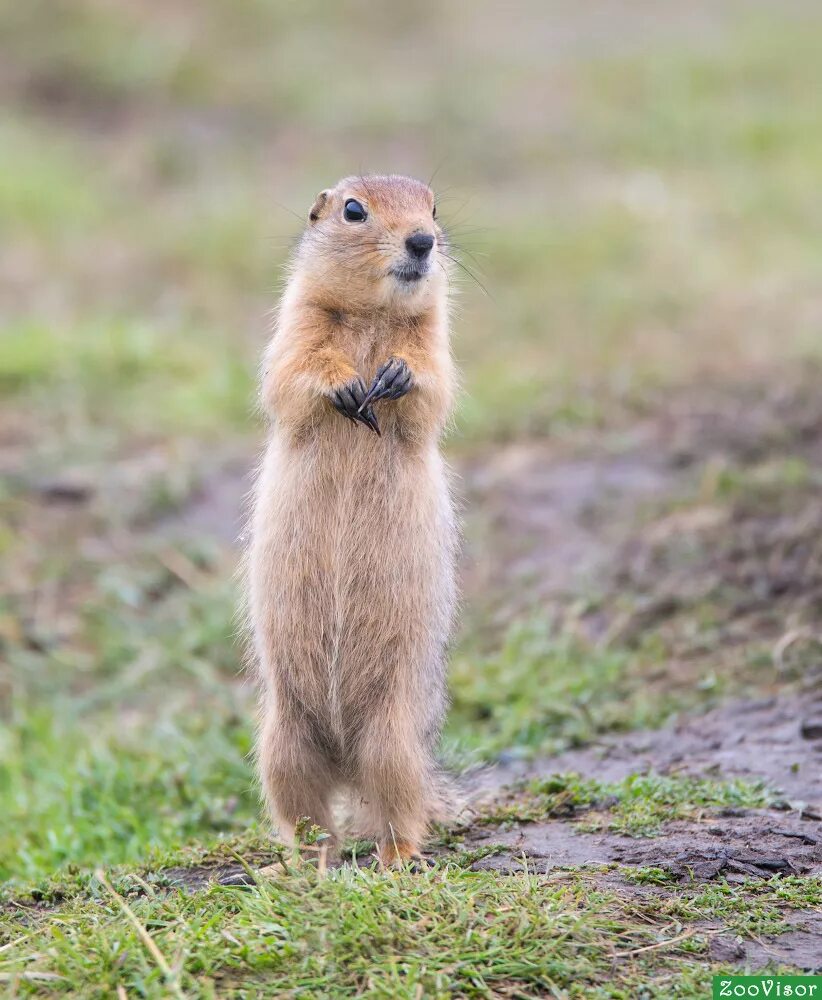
[[258, 701, 338, 848], [354, 714, 435, 867]]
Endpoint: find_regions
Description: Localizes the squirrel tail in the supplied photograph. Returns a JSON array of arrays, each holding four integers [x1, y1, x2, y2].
[[427, 764, 469, 828]]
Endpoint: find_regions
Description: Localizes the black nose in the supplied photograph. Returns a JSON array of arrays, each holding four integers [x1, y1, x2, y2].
[[405, 232, 434, 258]]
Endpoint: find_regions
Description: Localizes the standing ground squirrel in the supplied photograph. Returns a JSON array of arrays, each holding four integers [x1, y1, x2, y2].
[[247, 175, 458, 866]]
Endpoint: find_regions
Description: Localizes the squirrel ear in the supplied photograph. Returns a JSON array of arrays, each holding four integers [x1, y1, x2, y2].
[[308, 190, 330, 223]]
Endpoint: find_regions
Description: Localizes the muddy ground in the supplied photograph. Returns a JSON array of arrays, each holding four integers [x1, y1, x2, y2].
[[154, 378, 822, 971], [461, 693, 822, 971], [465, 684, 821, 839]]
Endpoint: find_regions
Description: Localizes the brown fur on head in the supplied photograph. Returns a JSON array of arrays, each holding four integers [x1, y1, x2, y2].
[[296, 174, 447, 315]]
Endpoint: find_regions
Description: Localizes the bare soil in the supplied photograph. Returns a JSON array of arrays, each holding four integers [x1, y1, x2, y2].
[[463, 693, 822, 876]]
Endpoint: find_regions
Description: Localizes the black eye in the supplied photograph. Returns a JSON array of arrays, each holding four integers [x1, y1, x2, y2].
[[432, 204, 437, 219], [343, 198, 367, 222]]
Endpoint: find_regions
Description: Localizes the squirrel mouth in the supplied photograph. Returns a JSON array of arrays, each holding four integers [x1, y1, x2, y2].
[[390, 262, 429, 284]]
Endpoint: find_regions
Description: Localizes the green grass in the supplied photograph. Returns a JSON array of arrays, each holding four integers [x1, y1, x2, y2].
[[479, 771, 768, 837], [0, 118, 109, 237], [1, 557, 253, 885], [2, 316, 252, 437], [447, 613, 755, 761], [0, 704, 255, 885], [2, 863, 818, 998], [449, 622, 636, 757]]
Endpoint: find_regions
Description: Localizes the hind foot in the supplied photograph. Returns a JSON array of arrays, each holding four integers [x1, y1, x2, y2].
[[377, 838, 425, 870]]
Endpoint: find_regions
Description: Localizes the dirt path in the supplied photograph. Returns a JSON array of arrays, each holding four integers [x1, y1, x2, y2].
[[453, 694, 822, 973], [464, 692, 821, 871]]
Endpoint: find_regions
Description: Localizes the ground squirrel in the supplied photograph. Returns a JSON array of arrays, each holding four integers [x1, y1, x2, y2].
[[248, 174, 458, 866]]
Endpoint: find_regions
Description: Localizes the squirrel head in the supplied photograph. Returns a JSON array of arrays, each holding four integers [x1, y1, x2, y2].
[[298, 174, 447, 314]]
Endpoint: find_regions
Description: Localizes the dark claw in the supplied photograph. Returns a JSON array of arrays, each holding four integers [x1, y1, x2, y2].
[[358, 405, 381, 436], [330, 378, 381, 435], [359, 357, 414, 411], [385, 372, 413, 400], [407, 856, 434, 874], [218, 870, 256, 887]]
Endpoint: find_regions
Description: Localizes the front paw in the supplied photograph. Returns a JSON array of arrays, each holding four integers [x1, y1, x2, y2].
[[329, 378, 380, 435], [360, 357, 414, 411]]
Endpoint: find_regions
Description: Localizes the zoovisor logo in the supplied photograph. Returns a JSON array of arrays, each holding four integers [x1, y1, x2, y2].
[[714, 977, 822, 999]]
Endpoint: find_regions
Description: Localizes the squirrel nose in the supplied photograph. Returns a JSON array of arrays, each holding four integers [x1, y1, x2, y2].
[[405, 232, 434, 259]]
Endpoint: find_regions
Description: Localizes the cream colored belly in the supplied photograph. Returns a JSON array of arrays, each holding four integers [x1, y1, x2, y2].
[[249, 420, 456, 732]]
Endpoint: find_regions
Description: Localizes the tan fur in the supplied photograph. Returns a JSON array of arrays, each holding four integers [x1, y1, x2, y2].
[[247, 175, 458, 865]]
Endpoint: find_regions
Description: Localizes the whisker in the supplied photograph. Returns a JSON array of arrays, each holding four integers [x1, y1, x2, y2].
[[427, 161, 448, 190], [270, 199, 307, 225], [446, 241, 488, 274], [441, 252, 492, 299]]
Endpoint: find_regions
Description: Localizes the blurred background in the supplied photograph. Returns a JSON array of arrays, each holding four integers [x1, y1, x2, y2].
[[3, 0, 822, 885]]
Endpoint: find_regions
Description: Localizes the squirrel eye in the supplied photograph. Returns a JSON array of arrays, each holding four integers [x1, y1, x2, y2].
[[343, 198, 367, 222], [432, 204, 437, 219]]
